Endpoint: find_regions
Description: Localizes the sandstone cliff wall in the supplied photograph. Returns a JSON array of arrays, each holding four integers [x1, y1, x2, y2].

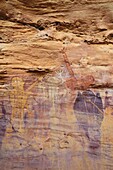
[[0, 1, 113, 170]]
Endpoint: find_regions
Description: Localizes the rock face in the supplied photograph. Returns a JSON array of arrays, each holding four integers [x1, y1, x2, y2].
[[0, 0, 113, 170]]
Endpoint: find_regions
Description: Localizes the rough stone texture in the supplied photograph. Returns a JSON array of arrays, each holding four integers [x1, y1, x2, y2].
[[0, 0, 113, 170]]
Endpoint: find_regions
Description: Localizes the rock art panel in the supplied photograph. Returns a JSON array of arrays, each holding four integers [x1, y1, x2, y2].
[[0, 48, 113, 170], [0, 64, 112, 170]]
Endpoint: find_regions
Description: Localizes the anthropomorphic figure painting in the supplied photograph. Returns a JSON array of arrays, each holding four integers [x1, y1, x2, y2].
[[60, 48, 95, 91], [73, 90, 104, 151], [101, 91, 113, 169], [8, 76, 43, 131]]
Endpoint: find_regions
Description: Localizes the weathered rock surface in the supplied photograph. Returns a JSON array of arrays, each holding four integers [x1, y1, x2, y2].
[[0, 0, 113, 170]]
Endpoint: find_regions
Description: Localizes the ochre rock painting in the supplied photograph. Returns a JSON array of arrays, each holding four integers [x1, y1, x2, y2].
[[0, 63, 113, 170], [0, 49, 112, 170], [1, 0, 113, 169]]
